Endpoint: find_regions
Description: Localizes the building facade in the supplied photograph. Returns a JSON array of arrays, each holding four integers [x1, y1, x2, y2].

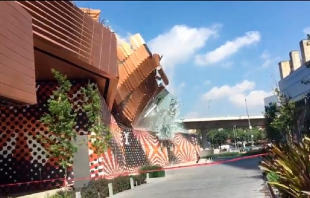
[[277, 38, 310, 142], [278, 40, 310, 102], [0, 2, 199, 193], [264, 95, 278, 107]]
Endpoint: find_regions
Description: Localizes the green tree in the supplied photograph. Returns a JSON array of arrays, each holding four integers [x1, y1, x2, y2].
[[206, 129, 229, 147], [271, 89, 298, 141], [40, 69, 78, 174], [39, 69, 111, 182], [264, 102, 282, 142], [229, 128, 247, 142], [81, 82, 112, 155]]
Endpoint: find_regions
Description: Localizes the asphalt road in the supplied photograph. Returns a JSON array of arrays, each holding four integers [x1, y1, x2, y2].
[[112, 157, 269, 198]]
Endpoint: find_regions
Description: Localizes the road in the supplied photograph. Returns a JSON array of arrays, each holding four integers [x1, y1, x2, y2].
[[112, 157, 269, 198]]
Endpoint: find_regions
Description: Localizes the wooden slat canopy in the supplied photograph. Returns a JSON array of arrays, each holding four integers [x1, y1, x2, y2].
[[115, 34, 169, 123]]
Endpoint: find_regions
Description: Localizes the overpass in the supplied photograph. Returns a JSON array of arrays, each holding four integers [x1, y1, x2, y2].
[[179, 115, 265, 130], [178, 115, 265, 149]]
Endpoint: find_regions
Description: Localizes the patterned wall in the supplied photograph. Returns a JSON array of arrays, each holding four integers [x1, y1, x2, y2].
[[0, 80, 200, 193]]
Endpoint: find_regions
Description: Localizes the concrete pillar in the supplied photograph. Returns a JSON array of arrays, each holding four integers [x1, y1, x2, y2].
[[279, 61, 290, 80], [289, 50, 301, 71], [108, 183, 113, 197], [201, 129, 209, 149], [130, 177, 134, 189], [146, 173, 150, 183], [75, 192, 81, 198], [300, 40, 310, 64]]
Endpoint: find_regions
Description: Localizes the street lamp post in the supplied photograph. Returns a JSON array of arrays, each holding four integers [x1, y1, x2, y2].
[[245, 98, 254, 147], [233, 125, 237, 149]]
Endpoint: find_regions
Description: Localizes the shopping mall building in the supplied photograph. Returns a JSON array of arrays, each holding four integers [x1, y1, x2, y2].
[[0, 1, 199, 192], [276, 38, 310, 140]]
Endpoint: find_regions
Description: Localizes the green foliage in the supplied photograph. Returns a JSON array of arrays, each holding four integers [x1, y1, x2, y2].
[[260, 136, 310, 198], [206, 129, 229, 146], [81, 178, 110, 198], [266, 171, 280, 183], [112, 176, 131, 194], [81, 82, 112, 155], [229, 128, 249, 142], [80, 175, 146, 198], [202, 148, 266, 159], [39, 69, 77, 169], [272, 90, 298, 139], [271, 101, 298, 137], [47, 190, 74, 198], [264, 90, 298, 143], [264, 102, 282, 142], [131, 174, 147, 186], [39, 70, 111, 173], [139, 165, 165, 178]]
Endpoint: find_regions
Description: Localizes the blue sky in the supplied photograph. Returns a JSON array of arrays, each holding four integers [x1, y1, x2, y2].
[[76, 1, 310, 118]]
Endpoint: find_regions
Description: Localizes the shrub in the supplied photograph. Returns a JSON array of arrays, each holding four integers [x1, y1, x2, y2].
[[203, 148, 267, 159], [240, 149, 266, 156], [260, 136, 310, 197], [81, 178, 110, 198], [112, 176, 131, 194], [48, 190, 75, 198], [139, 165, 165, 178], [131, 174, 146, 186], [48, 175, 147, 198], [203, 152, 240, 159]]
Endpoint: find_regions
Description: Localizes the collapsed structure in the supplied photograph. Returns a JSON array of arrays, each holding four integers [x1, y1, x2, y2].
[[0, 1, 199, 192]]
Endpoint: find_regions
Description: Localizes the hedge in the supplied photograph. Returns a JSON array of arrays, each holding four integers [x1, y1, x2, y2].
[[48, 174, 146, 198], [139, 165, 165, 178]]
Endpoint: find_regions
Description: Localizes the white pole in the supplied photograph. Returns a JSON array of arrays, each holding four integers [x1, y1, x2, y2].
[[245, 98, 253, 147], [108, 183, 113, 197], [233, 125, 237, 149]]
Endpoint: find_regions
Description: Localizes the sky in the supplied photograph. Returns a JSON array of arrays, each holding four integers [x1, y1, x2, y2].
[[76, 1, 310, 119]]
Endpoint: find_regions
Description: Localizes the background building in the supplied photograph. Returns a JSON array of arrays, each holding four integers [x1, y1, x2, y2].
[[277, 38, 310, 142], [264, 95, 278, 107], [278, 40, 310, 102]]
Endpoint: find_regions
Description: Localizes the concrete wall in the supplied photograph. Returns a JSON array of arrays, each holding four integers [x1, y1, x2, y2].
[[279, 61, 291, 80], [300, 40, 310, 65], [289, 50, 301, 71]]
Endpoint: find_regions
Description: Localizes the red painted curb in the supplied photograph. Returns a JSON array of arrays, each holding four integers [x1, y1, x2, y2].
[[0, 153, 267, 187]]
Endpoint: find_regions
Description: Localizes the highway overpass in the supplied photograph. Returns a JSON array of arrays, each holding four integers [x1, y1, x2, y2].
[[179, 115, 265, 130], [178, 115, 265, 149]]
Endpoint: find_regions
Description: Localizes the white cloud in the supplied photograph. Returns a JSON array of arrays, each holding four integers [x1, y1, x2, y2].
[[201, 80, 255, 101], [201, 80, 271, 108], [303, 27, 310, 35], [148, 24, 222, 94], [229, 90, 272, 108], [195, 31, 261, 66]]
